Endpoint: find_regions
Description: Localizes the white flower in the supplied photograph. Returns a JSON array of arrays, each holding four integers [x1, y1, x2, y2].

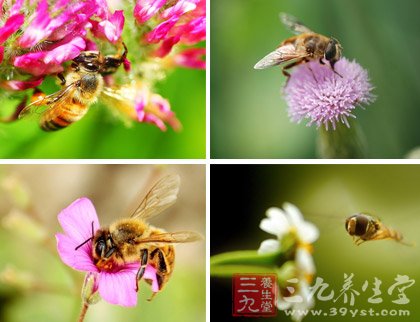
[[258, 202, 319, 255], [257, 203, 319, 322], [277, 279, 314, 322]]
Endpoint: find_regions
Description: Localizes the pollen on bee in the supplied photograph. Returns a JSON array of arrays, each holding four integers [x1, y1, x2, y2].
[[96, 260, 116, 272]]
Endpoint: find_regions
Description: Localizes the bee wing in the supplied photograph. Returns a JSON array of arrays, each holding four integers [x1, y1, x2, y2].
[[280, 12, 314, 34], [101, 86, 137, 119], [19, 82, 79, 119], [254, 44, 308, 69], [130, 174, 181, 220], [136, 231, 203, 244]]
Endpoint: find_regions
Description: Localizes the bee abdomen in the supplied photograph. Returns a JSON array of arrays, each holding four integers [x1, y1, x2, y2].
[[40, 101, 89, 131]]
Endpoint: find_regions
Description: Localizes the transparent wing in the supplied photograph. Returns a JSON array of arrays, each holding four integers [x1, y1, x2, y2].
[[280, 12, 313, 34], [19, 82, 79, 119], [101, 85, 137, 119], [254, 44, 308, 69], [130, 174, 181, 220], [135, 231, 203, 244]]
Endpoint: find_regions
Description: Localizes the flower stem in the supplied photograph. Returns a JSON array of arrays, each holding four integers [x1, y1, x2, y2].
[[317, 119, 367, 158], [210, 249, 288, 278], [78, 303, 89, 322]]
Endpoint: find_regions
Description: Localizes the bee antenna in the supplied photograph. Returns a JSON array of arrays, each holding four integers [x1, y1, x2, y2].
[[75, 221, 95, 251]]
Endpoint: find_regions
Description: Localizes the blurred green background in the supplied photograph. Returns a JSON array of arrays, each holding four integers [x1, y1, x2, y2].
[[211, 165, 420, 321], [211, 0, 420, 158], [0, 165, 205, 322], [0, 66, 205, 159]]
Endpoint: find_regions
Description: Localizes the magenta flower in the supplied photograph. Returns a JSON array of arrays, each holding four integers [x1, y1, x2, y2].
[[91, 10, 125, 44], [284, 58, 375, 130], [0, 0, 122, 84], [173, 47, 205, 69], [135, 0, 206, 60], [56, 198, 159, 307], [0, 13, 25, 44], [134, 0, 166, 23]]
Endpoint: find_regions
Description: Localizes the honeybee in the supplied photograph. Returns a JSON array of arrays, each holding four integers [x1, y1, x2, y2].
[[75, 174, 202, 299], [254, 13, 343, 79], [19, 43, 128, 131], [345, 213, 412, 246]]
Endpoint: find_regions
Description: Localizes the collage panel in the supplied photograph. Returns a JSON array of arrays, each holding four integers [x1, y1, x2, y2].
[[0, 1, 206, 159], [0, 164, 205, 322], [211, 164, 419, 321], [211, 0, 420, 159]]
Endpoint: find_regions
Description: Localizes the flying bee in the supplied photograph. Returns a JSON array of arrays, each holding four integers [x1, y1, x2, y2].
[[254, 13, 343, 79], [75, 174, 202, 300], [18, 43, 128, 131], [345, 213, 412, 246]]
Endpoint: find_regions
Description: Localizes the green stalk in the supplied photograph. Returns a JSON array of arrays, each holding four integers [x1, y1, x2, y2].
[[317, 118, 367, 158]]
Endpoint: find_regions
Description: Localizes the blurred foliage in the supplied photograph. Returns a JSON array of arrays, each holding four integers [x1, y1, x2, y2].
[[211, 0, 420, 158], [211, 165, 420, 321], [0, 57, 205, 159], [0, 165, 205, 322]]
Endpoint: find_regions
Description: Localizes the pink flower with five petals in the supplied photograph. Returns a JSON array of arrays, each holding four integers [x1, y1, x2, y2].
[[55, 198, 159, 307]]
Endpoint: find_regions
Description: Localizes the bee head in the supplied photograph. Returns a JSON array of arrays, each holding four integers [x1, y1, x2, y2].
[[92, 229, 116, 262], [345, 213, 369, 236], [325, 37, 342, 69], [73, 52, 101, 72]]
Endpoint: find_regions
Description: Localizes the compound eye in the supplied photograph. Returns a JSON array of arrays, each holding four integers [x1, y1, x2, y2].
[[325, 39, 337, 61], [95, 240, 105, 257]]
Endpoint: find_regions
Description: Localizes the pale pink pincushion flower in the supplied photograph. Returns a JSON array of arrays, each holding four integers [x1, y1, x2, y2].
[[284, 58, 375, 130], [56, 198, 159, 307]]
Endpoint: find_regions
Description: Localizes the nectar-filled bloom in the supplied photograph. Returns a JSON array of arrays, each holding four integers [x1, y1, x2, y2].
[[284, 58, 375, 130], [56, 198, 159, 307]]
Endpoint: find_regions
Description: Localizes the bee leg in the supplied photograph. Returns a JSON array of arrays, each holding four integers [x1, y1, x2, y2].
[[147, 291, 158, 301], [319, 58, 325, 65], [57, 73, 66, 86], [282, 58, 304, 86], [135, 249, 149, 292], [354, 238, 366, 246], [330, 61, 343, 78]]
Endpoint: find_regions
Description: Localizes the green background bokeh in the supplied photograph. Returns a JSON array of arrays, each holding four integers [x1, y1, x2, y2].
[[211, 0, 420, 158]]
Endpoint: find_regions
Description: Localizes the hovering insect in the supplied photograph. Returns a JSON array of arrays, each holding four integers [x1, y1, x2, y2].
[[19, 43, 128, 131], [345, 213, 412, 246], [75, 174, 202, 300], [254, 13, 343, 79]]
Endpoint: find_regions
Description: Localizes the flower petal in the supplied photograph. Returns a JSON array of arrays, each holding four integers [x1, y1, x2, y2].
[[259, 207, 289, 236], [143, 264, 159, 293], [43, 36, 85, 64], [98, 263, 140, 307], [295, 247, 315, 275], [134, 0, 167, 24], [0, 13, 25, 45], [297, 221, 319, 244], [18, 0, 51, 48], [283, 202, 304, 227], [258, 239, 280, 255], [57, 198, 100, 246], [56, 233, 98, 272]]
